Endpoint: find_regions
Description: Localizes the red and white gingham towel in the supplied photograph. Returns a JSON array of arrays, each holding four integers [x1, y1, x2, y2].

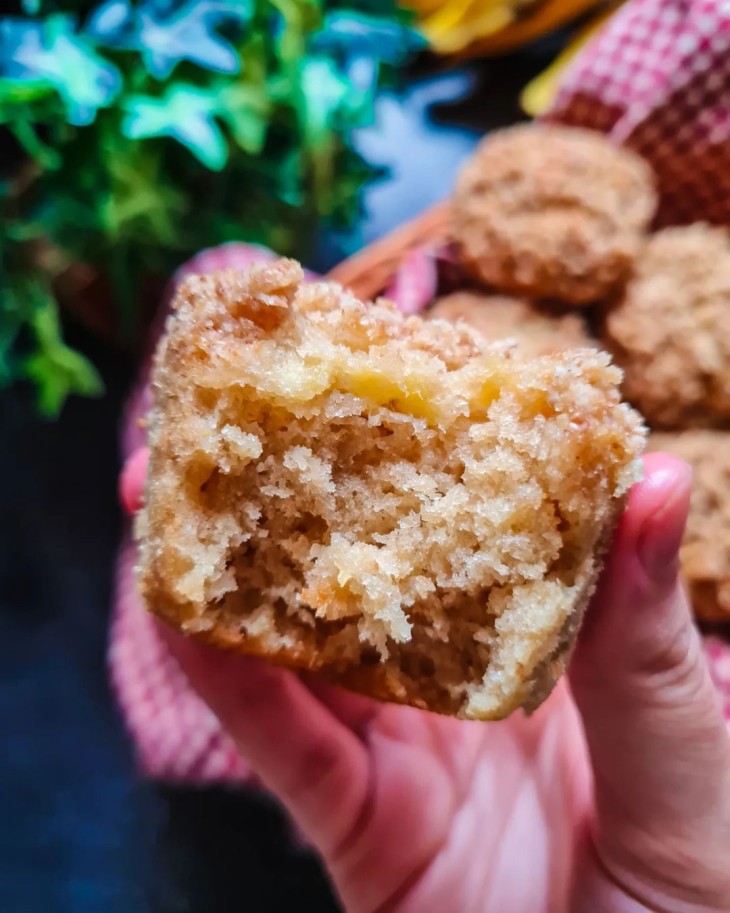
[[546, 0, 730, 226], [110, 0, 730, 784]]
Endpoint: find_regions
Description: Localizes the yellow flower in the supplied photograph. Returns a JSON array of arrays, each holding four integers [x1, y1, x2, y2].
[[403, 0, 610, 56]]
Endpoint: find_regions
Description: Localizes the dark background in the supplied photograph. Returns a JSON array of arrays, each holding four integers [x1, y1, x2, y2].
[[0, 48, 559, 913]]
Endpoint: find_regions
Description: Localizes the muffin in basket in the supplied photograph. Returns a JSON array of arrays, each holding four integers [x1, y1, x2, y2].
[[604, 225, 730, 429], [428, 290, 596, 357], [453, 124, 657, 304], [650, 431, 730, 623]]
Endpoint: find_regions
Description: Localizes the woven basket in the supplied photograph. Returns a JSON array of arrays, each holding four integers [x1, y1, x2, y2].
[[326, 200, 452, 301]]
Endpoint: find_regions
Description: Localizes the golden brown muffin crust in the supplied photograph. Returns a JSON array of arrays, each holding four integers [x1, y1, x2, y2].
[[138, 260, 645, 719], [453, 124, 657, 304]]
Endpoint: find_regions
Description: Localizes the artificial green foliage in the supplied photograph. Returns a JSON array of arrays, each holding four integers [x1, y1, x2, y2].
[[122, 84, 230, 168], [0, 0, 422, 415], [1, 14, 122, 125], [24, 287, 104, 416], [0, 272, 103, 416]]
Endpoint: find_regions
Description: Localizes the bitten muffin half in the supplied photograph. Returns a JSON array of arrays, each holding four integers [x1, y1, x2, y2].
[[137, 260, 645, 719]]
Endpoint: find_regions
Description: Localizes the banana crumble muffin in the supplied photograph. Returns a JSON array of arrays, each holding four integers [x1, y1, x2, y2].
[[137, 260, 644, 719]]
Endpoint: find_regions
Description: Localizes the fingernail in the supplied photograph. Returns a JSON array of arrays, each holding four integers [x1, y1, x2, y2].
[[118, 448, 148, 516], [637, 481, 690, 586]]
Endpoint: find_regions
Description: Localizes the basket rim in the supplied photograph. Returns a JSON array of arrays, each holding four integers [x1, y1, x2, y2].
[[326, 199, 452, 301]]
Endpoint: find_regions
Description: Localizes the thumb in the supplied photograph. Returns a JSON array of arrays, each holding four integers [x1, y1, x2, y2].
[[570, 452, 730, 911]]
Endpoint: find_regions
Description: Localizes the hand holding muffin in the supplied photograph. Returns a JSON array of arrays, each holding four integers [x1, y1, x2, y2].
[[122, 447, 730, 913], [121, 121, 730, 912]]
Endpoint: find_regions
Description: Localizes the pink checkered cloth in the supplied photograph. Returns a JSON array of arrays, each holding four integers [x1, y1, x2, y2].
[[110, 0, 730, 783], [545, 0, 730, 226]]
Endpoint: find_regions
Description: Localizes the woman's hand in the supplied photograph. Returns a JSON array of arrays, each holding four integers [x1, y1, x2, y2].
[[121, 450, 730, 912]]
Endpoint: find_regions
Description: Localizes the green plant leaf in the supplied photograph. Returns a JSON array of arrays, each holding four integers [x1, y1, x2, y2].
[[269, 0, 321, 65], [23, 286, 103, 417], [314, 11, 426, 65], [0, 76, 55, 107], [299, 55, 367, 146], [122, 84, 228, 169], [10, 118, 62, 169], [216, 82, 268, 154], [102, 139, 186, 243], [0, 15, 122, 125], [25, 343, 103, 416], [87, 0, 252, 79]]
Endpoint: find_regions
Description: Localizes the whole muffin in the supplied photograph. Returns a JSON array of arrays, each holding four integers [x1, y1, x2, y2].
[[604, 225, 730, 429], [428, 291, 595, 357], [650, 431, 730, 622], [453, 124, 657, 304]]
